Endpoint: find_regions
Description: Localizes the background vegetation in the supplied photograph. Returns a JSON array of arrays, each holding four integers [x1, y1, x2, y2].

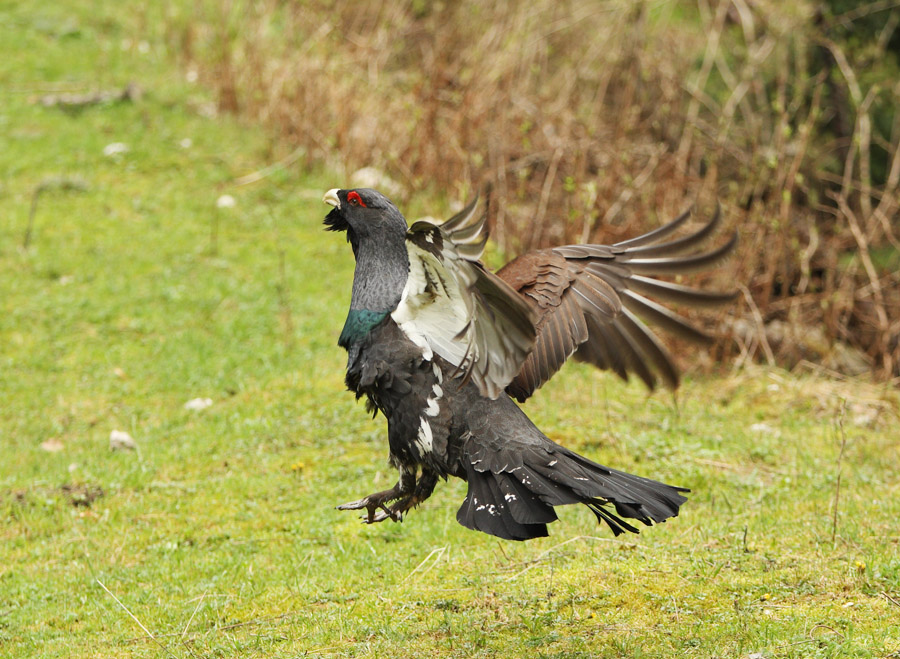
[[2, 1, 900, 657], [172, 0, 900, 380]]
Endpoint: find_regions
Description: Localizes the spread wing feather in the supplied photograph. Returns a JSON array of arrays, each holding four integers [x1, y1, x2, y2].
[[394, 199, 734, 402], [499, 205, 737, 401], [436, 196, 489, 261]]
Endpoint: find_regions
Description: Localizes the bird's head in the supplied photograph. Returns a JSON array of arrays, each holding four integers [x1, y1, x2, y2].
[[323, 188, 407, 244]]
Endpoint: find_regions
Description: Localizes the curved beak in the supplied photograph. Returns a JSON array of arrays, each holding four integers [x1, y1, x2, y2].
[[323, 189, 341, 209]]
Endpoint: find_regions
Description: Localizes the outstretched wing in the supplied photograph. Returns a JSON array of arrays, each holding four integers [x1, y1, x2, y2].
[[391, 217, 536, 399], [498, 206, 737, 402], [435, 196, 489, 260]]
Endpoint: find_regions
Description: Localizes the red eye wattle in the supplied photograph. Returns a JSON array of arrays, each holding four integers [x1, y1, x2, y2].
[[347, 191, 366, 207]]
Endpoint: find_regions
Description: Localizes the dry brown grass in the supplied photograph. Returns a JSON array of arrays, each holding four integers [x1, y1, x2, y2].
[[168, 0, 900, 379]]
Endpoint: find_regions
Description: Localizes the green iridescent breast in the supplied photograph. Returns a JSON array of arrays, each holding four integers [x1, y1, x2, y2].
[[338, 309, 389, 348]]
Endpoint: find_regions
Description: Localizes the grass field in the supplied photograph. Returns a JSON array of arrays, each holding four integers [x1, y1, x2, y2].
[[2, 2, 900, 657]]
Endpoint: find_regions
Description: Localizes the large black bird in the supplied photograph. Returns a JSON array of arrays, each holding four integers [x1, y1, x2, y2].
[[323, 188, 735, 540]]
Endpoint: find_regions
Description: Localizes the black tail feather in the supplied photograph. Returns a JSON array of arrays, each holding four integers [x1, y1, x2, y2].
[[457, 467, 550, 540], [459, 438, 688, 541], [586, 502, 643, 536], [492, 471, 558, 525]]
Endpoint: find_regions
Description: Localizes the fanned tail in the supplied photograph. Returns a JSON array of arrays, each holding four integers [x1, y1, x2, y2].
[[457, 439, 688, 541]]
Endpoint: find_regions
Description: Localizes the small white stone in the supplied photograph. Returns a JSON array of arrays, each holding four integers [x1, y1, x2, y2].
[[184, 397, 213, 411], [216, 194, 236, 209], [109, 429, 137, 451], [103, 142, 129, 157], [40, 438, 64, 453], [349, 166, 404, 198]]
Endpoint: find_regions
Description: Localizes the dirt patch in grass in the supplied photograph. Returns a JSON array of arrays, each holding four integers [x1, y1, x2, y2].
[[58, 483, 104, 508], [5, 484, 105, 510]]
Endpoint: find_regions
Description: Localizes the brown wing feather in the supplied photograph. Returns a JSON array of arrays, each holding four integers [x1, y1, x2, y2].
[[501, 252, 584, 402], [497, 206, 736, 402]]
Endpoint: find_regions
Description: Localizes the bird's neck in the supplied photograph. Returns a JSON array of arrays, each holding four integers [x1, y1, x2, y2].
[[339, 236, 409, 349]]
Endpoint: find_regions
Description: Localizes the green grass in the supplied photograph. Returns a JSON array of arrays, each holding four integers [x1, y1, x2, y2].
[[2, 2, 900, 657]]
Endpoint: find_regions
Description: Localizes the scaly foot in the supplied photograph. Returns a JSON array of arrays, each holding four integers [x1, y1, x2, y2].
[[336, 486, 403, 524], [369, 496, 415, 523]]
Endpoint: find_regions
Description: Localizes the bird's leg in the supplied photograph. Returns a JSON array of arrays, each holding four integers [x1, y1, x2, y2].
[[336, 467, 416, 524], [370, 468, 439, 523]]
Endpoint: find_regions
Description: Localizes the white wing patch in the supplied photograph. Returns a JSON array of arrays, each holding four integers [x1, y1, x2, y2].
[[392, 223, 537, 399], [391, 246, 472, 367]]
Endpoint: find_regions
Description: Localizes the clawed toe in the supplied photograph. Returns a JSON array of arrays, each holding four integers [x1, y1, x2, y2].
[[368, 507, 402, 523], [337, 491, 403, 524], [337, 469, 436, 528], [337, 476, 422, 525], [336, 497, 372, 511]]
